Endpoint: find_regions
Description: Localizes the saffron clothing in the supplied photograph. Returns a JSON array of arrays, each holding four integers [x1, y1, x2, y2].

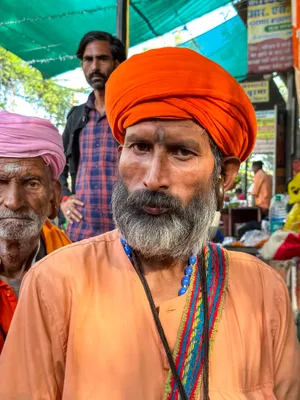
[[105, 47, 256, 163], [0, 220, 71, 353], [0, 230, 298, 399], [251, 169, 273, 210]]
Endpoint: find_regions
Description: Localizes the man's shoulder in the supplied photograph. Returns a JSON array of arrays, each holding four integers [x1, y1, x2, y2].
[[228, 249, 275, 273], [30, 230, 122, 281], [254, 169, 264, 180], [226, 249, 285, 290], [66, 103, 86, 120]]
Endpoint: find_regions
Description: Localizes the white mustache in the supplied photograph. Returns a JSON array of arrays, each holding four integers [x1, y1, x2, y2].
[[0, 210, 37, 221]]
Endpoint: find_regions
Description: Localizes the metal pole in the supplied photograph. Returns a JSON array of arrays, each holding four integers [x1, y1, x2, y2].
[[116, 0, 130, 56], [285, 70, 295, 183], [273, 105, 278, 195], [244, 158, 248, 197]]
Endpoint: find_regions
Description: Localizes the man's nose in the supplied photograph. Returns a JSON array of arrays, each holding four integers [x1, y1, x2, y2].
[[91, 58, 100, 72], [3, 181, 24, 211], [143, 152, 170, 192]]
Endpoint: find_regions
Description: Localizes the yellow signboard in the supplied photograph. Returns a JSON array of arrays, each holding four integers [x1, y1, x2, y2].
[[253, 110, 276, 154], [248, 0, 292, 44], [240, 81, 269, 103], [248, 0, 293, 73], [256, 110, 276, 139]]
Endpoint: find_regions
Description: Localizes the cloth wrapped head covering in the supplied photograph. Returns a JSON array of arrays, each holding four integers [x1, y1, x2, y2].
[[0, 111, 65, 179], [106, 47, 257, 162]]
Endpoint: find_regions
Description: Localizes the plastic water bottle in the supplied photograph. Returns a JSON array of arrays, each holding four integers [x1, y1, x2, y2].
[[269, 194, 287, 233]]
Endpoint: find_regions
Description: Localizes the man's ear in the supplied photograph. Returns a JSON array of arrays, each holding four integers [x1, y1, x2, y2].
[[47, 180, 62, 220], [222, 157, 241, 192], [117, 145, 123, 162]]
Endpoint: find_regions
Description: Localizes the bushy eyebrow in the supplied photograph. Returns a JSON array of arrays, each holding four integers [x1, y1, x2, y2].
[[125, 133, 200, 152]]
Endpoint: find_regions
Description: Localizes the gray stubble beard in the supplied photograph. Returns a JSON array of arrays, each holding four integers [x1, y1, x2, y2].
[[0, 210, 45, 241]]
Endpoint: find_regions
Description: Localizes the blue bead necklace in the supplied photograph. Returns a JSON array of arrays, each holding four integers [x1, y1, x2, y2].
[[121, 238, 197, 296]]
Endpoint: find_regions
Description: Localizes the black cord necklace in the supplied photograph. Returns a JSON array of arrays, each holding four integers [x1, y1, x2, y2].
[[131, 251, 210, 400]]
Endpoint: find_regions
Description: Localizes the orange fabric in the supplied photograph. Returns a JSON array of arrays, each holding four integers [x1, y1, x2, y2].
[[0, 220, 71, 353], [41, 219, 72, 253], [251, 169, 273, 210], [0, 281, 17, 353], [0, 230, 299, 399], [106, 47, 257, 162]]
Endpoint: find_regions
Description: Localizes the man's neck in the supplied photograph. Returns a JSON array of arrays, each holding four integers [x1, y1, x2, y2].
[[0, 235, 40, 279], [94, 90, 105, 114], [137, 254, 188, 306], [138, 255, 186, 274]]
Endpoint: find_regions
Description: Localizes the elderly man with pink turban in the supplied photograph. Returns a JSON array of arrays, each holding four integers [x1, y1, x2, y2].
[[0, 110, 71, 353]]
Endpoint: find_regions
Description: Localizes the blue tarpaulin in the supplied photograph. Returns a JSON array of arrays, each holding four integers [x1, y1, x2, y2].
[[179, 15, 247, 81]]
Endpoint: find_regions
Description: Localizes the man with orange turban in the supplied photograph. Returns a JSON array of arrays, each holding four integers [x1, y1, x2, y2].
[[0, 49, 299, 399]]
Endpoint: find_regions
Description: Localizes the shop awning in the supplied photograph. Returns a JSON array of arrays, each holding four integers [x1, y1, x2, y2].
[[0, 0, 230, 78]]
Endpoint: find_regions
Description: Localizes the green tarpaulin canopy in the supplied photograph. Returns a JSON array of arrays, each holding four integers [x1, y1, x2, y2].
[[0, 0, 230, 78]]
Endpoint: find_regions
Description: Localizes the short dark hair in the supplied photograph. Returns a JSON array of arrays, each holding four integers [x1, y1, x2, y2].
[[235, 188, 242, 194], [208, 135, 224, 179], [252, 161, 263, 169], [76, 31, 126, 63]]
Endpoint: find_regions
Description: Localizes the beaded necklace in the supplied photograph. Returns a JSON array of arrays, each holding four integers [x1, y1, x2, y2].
[[121, 238, 197, 296]]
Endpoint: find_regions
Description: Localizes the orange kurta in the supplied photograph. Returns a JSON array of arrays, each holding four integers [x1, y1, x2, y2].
[[251, 169, 273, 210], [0, 230, 298, 399]]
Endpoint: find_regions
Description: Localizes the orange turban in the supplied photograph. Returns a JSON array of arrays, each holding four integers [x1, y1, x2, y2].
[[106, 47, 256, 162]]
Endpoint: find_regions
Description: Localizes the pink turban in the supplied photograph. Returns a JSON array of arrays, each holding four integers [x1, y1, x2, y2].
[[0, 111, 65, 179]]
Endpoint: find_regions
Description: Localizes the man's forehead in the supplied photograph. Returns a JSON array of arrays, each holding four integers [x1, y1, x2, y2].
[[125, 120, 207, 143], [0, 157, 48, 175], [84, 40, 111, 55]]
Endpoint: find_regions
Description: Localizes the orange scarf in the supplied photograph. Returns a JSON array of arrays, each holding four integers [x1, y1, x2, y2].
[[41, 219, 71, 254]]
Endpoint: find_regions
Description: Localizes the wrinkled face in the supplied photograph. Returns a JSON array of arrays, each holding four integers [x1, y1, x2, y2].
[[0, 157, 54, 241], [82, 40, 118, 91], [112, 120, 219, 259]]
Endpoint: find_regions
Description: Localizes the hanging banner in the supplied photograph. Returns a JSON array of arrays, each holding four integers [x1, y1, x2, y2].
[[292, 0, 300, 67], [292, 0, 300, 111], [240, 80, 270, 103], [248, 0, 293, 73], [253, 109, 277, 153]]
